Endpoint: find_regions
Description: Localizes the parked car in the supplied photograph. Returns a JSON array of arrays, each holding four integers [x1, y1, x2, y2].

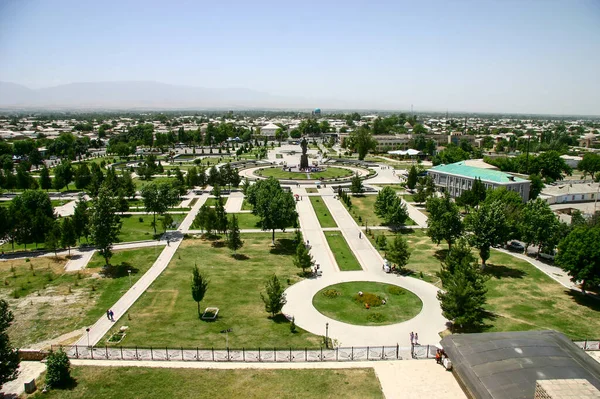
[[507, 241, 524, 252]]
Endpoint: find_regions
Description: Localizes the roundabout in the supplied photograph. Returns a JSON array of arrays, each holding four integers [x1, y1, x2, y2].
[[312, 281, 423, 326], [282, 270, 448, 347]]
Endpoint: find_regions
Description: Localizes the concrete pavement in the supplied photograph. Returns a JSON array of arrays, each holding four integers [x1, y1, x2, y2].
[[224, 191, 244, 213]]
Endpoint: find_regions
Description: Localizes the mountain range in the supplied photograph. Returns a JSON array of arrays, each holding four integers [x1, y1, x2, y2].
[[0, 81, 340, 110]]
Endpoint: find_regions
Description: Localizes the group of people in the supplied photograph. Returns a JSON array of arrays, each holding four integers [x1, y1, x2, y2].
[[435, 348, 448, 365], [410, 331, 419, 346], [106, 309, 115, 322]]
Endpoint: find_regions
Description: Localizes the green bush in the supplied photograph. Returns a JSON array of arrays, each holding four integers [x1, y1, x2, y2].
[[388, 286, 404, 296], [45, 349, 72, 388], [367, 312, 386, 323], [354, 292, 383, 307], [322, 289, 341, 298]]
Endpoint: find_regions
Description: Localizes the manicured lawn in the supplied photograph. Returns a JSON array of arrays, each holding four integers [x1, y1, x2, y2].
[[368, 230, 600, 339], [241, 199, 253, 210], [372, 184, 405, 192], [305, 188, 318, 193], [133, 177, 179, 190], [191, 212, 293, 231], [3, 247, 160, 347], [309, 196, 337, 228], [324, 232, 362, 271], [119, 214, 185, 242], [313, 282, 422, 326], [204, 197, 229, 207], [344, 195, 414, 227], [256, 167, 352, 180], [102, 234, 322, 348], [32, 366, 382, 399]]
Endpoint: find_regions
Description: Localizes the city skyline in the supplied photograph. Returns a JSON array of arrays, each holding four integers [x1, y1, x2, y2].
[[1, 0, 599, 115]]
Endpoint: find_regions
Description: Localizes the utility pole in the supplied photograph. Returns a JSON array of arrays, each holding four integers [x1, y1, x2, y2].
[[525, 135, 531, 175]]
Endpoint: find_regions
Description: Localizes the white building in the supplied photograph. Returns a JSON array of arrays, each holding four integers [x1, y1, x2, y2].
[[261, 123, 279, 137]]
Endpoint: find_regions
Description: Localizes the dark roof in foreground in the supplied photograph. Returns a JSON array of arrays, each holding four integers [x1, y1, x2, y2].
[[441, 330, 600, 399]]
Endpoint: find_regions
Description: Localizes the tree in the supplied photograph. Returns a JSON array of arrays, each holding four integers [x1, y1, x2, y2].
[[9, 190, 54, 249], [45, 349, 72, 388], [413, 176, 435, 204], [536, 150, 572, 182], [0, 300, 19, 390], [386, 234, 411, 270], [456, 178, 486, 209], [406, 166, 418, 190], [45, 220, 62, 256], [373, 186, 408, 226], [194, 204, 217, 236], [89, 185, 122, 266], [72, 196, 89, 243], [348, 126, 377, 160], [465, 200, 508, 267], [556, 225, 600, 292], [208, 166, 220, 186], [161, 213, 173, 233], [119, 171, 136, 199], [519, 198, 560, 255], [426, 194, 463, 250], [350, 173, 363, 195], [483, 187, 523, 242], [60, 217, 77, 255], [74, 163, 92, 190], [436, 241, 488, 331], [293, 242, 314, 274], [246, 178, 297, 244], [191, 265, 209, 318], [40, 166, 52, 191], [260, 274, 287, 317], [214, 197, 228, 235], [528, 174, 545, 200], [577, 153, 600, 181], [53, 160, 73, 190], [227, 214, 244, 254], [141, 181, 179, 234]]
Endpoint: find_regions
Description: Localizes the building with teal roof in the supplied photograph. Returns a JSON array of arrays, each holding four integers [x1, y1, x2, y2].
[[428, 161, 531, 201]]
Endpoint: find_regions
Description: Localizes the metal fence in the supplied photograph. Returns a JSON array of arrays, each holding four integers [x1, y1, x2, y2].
[[52, 344, 437, 363], [574, 341, 600, 351]]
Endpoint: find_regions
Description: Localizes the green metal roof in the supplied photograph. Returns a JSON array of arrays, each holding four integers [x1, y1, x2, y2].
[[429, 161, 527, 184]]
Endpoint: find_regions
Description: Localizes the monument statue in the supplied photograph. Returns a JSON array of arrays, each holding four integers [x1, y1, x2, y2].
[[300, 138, 309, 170]]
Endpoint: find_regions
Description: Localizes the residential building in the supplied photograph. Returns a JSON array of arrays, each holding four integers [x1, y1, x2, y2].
[[428, 161, 531, 201]]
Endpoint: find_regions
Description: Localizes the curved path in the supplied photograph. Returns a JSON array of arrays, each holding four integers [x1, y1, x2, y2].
[[282, 270, 447, 347]]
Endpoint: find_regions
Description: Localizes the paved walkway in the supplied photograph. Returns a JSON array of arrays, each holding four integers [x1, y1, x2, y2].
[[54, 199, 77, 217], [224, 191, 244, 213], [0, 361, 46, 398], [74, 193, 209, 346]]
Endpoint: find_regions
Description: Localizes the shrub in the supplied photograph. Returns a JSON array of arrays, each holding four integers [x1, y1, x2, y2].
[[388, 286, 404, 296], [290, 316, 297, 333], [367, 312, 386, 323], [138, 217, 144, 223], [322, 289, 341, 299], [45, 349, 72, 388], [354, 292, 383, 307]]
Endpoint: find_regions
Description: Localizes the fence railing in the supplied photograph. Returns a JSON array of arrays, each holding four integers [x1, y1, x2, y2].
[[52, 344, 437, 363], [574, 341, 600, 351]]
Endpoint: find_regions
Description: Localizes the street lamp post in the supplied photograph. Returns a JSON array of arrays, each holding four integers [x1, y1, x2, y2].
[[325, 322, 329, 349], [86, 327, 90, 348], [128, 269, 132, 287]]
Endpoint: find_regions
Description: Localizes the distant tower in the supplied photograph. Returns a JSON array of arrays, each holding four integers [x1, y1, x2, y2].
[[312, 108, 322, 118]]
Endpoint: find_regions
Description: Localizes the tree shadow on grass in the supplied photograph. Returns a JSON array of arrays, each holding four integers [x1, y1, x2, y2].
[[269, 238, 296, 256], [434, 249, 449, 262], [565, 289, 600, 312], [232, 253, 249, 260], [483, 264, 526, 279], [270, 313, 291, 324], [447, 311, 498, 334], [101, 262, 139, 278], [211, 241, 226, 248]]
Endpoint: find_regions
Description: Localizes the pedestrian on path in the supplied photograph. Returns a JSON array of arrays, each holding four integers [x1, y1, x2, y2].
[[410, 331, 414, 345], [415, 332, 419, 345], [359, 231, 362, 239], [106, 309, 111, 320], [109, 310, 114, 322]]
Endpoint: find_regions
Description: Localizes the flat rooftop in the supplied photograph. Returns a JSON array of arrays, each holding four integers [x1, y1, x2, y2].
[[429, 161, 527, 184]]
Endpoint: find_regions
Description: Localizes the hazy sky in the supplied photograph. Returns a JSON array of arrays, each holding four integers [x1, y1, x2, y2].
[[1, 0, 599, 114]]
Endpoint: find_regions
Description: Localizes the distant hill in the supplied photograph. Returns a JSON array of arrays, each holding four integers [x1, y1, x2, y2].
[[0, 81, 325, 110]]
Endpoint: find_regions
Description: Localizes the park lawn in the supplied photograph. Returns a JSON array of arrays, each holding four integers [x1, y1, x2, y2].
[[102, 234, 323, 348], [313, 282, 422, 326], [31, 366, 383, 399], [309, 197, 337, 228], [256, 167, 352, 181], [3, 247, 159, 347], [118, 214, 185, 242], [204, 197, 229, 207], [309, 167, 353, 180], [324, 232, 362, 271], [133, 177, 179, 191], [305, 187, 318, 193], [373, 184, 405, 192], [368, 230, 600, 340], [344, 195, 415, 227], [241, 198, 253, 210]]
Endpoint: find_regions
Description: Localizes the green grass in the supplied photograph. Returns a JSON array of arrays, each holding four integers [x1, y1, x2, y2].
[[256, 166, 353, 180], [50, 199, 71, 207], [372, 184, 405, 192], [133, 177, 179, 190], [204, 197, 229, 207], [31, 366, 383, 399], [344, 195, 415, 226], [241, 199, 253, 210], [324, 232, 362, 271], [309, 197, 337, 228], [313, 282, 422, 326], [368, 230, 600, 339], [102, 234, 322, 348], [119, 214, 185, 242], [3, 247, 160, 347], [305, 188, 318, 193]]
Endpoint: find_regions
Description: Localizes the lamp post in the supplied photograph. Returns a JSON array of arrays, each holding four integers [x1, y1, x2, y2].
[[86, 327, 90, 348], [325, 322, 329, 348], [128, 269, 132, 287]]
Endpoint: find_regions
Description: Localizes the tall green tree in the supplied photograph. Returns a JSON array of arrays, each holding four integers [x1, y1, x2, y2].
[[374, 186, 408, 225], [577, 153, 600, 181], [426, 193, 463, 250], [437, 241, 488, 331], [60, 217, 77, 255], [0, 300, 20, 390], [194, 203, 217, 236], [214, 197, 228, 235], [53, 160, 73, 190], [260, 274, 287, 317], [386, 234, 411, 270], [89, 185, 122, 266], [519, 198, 560, 255], [406, 166, 418, 190], [227, 214, 244, 255], [72, 195, 89, 243], [40, 165, 52, 191], [45, 220, 62, 256], [556, 225, 600, 292], [465, 200, 508, 267], [246, 178, 297, 244], [528, 174, 545, 200], [348, 126, 377, 160], [293, 242, 314, 274], [191, 265, 209, 318], [140, 181, 179, 234], [74, 163, 92, 190], [350, 173, 363, 195]]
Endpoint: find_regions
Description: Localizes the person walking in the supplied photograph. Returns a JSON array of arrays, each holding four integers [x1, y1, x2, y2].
[[410, 331, 414, 345], [109, 310, 115, 322], [106, 309, 111, 320], [415, 332, 419, 345], [359, 231, 362, 239]]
